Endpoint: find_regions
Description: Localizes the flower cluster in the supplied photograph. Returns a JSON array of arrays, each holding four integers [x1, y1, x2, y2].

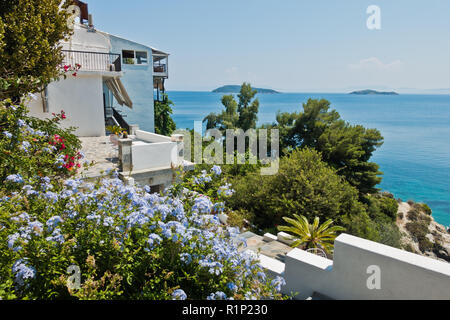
[[0, 101, 84, 184], [0, 168, 284, 300], [62, 64, 81, 77]]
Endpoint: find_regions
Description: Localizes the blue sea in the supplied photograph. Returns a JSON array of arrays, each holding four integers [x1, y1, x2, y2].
[[135, 91, 450, 227]]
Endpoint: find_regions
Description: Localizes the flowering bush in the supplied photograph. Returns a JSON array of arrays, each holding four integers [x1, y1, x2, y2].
[[179, 165, 235, 215], [0, 169, 284, 300], [0, 99, 84, 188]]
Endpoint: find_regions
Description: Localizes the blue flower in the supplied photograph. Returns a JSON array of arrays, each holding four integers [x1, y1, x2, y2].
[[46, 216, 63, 231], [3, 131, 12, 139], [44, 191, 58, 203], [218, 183, 235, 197], [192, 196, 213, 214], [12, 259, 36, 287], [46, 228, 65, 245], [103, 217, 114, 227], [7, 233, 22, 251], [207, 291, 227, 300], [227, 282, 238, 292], [147, 233, 163, 248], [211, 165, 222, 176], [20, 141, 31, 151], [180, 253, 192, 265], [17, 119, 26, 127], [172, 289, 187, 300], [271, 276, 286, 292], [6, 174, 24, 184]]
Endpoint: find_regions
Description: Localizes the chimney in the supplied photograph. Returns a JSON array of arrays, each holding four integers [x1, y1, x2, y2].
[[87, 14, 95, 32]]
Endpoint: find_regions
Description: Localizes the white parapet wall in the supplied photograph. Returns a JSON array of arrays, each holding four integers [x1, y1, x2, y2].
[[273, 233, 450, 300], [136, 130, 172, 143], [131, 141, 179, 171]]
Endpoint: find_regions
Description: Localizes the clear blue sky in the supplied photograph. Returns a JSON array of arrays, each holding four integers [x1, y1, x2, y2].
[[87, 0, 450, 93]]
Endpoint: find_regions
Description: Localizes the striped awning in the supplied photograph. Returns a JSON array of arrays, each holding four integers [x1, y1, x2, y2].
[[105, 78, 133, 109]]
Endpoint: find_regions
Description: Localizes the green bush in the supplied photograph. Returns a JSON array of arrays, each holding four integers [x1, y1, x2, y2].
[[228, 148, 365, 230], [407, 210, 419, 222], [418, 203, 432, 216], [405, 220, 433, 252], [418, 238, 434, 253], [364, 194, 399, 223], [376, 222, 402, 249], [0, 100, 83, 185]]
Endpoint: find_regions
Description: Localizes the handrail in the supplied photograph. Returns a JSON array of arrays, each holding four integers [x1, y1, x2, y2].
[[112, 107, 130, 133], [61, 50, 122, 72]]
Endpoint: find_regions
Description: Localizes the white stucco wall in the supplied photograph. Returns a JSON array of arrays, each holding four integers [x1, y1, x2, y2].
[[62, 24, 111, 53], [27, 73, 106, 137], [267, 233, 450, 300]]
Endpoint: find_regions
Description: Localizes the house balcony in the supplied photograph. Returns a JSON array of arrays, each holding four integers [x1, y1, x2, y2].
[[62, 50, 122, 73], [152, 53, 168, 78]]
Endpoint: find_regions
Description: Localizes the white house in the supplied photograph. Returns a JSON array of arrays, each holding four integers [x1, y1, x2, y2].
[[27, 1, 191, 190]]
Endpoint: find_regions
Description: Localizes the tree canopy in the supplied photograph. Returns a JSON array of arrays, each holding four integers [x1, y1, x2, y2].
[[271, 98, 384, 194], [203, 82, 259, 132], [154, 94, 176, 136], [0, 0, 71, 100]]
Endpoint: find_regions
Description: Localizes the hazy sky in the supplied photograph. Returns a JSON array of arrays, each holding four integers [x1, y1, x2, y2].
[[87, 0, 450, 93]]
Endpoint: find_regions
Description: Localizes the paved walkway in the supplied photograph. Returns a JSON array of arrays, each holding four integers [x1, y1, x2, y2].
[[78, 136, 119, 179], [240, 231, 294, 262]]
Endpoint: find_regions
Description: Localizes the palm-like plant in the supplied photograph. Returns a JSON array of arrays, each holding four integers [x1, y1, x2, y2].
[[277, 215, 345, 254]]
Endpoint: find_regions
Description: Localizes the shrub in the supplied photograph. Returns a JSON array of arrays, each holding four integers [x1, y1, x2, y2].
[[376, 222, 402, 249], [419, 203, 432, 216], [418, 238, 434, 253], [0, 168, 283, 300], [364, 194, 399, 223], [403, 243, 415, 253], [407, 200, 415, 206], [228, 148, 365, 230], [0, 99, 84, 186], [405, 220, 432, 253], [405, 221, 429, 239], [407, 210, 419, 222]]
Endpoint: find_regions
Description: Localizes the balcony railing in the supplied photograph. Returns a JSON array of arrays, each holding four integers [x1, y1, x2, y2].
[[62, 50, 122, 72], [153, 64, 167, 74]]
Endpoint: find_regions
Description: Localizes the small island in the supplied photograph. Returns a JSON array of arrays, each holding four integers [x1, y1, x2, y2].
[[213, 85, 280, 94], [349, 89, 399, 95]]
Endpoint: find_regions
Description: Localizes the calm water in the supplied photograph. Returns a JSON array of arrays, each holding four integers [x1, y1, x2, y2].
[[135, 91, 450, 227]]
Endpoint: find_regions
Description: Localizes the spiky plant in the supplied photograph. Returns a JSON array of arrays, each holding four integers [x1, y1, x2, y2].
[[277, 215, 345, 254]]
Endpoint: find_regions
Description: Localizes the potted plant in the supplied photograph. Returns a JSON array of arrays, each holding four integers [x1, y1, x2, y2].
[[106, 125, 126, 146]]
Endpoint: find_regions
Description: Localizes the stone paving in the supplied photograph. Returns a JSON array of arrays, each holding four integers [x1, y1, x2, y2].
[[240, 231, 293, 262], [78, 136, 119, 179]]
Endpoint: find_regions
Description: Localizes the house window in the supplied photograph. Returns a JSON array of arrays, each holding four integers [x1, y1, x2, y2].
[[122, 50, 135, 65], [136, 51, 148, 64], [122, 50, 148, 65]]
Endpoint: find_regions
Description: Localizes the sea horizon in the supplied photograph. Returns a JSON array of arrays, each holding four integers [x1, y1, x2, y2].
[[122, 91, 450, 227]]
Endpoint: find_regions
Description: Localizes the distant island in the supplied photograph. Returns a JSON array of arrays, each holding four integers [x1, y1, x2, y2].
[[213, 85, 280, 94], [349, 89, 399, 95]]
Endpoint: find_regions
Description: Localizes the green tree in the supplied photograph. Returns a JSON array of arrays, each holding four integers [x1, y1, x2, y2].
[[0, 0, 71, 100], [272, 98, 384, 194], [154, 94, 176, 136], [228, 148, 367, 230], [204, 82, 259, 132], [278, 215, 345, 254]]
